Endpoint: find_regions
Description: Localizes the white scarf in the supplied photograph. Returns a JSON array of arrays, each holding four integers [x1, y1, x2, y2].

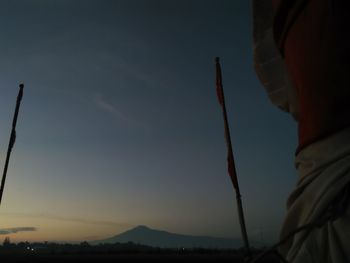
[[280, 127, 350, 262]]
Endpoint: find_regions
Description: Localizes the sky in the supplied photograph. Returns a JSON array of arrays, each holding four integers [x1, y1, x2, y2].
[[0, 0, 297, 245]]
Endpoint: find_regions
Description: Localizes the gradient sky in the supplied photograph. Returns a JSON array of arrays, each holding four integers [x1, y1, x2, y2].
[[0, 0, 297, 245]]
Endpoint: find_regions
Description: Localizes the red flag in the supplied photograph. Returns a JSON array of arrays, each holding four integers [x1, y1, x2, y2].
[[227, 145, 239, 190], [214, 58, 250, 255], [215, 57, 224, 105], [215, 57, 239, 190]]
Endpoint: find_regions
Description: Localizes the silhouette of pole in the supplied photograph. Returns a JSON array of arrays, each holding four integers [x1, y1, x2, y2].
[[0, 84, 24, 206], [215, 58, 250, 256]]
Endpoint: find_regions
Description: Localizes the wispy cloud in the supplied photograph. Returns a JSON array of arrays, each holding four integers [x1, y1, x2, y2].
[[93, 94, 127, 121], [2, 212, 131, 228], [39, 214, 130, 228], [93, 93, 151, 132], [0, 227, 37, 235]]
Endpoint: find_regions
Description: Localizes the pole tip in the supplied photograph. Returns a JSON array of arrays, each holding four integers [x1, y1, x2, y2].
[[19, 83, 24, 88], [215, 57, 220, 63]]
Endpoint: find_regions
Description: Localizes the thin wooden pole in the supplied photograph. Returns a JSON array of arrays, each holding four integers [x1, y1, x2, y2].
[[0, 84, 24, 206], [215, 58, 250, 256]]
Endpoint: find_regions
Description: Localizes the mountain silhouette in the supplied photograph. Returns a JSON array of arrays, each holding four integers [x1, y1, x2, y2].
[[92, 225, 242, 249]]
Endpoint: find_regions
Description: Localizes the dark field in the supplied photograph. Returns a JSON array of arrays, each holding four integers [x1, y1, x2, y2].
[[0, 253, 241, 263], [0, 242, 280, 262], [0, 253, 281, 263]]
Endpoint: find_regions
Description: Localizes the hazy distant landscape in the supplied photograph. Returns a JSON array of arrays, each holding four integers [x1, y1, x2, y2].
[[92, 225, 242, 248], [0, 226, 279, 262]]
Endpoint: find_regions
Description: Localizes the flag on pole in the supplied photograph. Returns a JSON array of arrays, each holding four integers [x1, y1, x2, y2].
[[0, 84, 24, 206], [215, 57, 224, 106], [215, 57, 250, 256], [227, 151, 239, 190], [215, 57, 239, 190]]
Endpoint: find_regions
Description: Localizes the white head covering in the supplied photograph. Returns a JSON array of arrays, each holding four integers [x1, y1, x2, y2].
[[252, 0, 298, 120]]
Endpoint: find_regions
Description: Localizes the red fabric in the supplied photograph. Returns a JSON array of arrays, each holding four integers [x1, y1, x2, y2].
[[227, 151, 239, 190], [215, 59, 239, 190], [275, 0, 350, 150], [216, 61, 224, 106]]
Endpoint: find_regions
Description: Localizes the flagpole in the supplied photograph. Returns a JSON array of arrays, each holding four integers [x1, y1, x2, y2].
[[215, 57, 250, 256], [0, 84, 24, 206]]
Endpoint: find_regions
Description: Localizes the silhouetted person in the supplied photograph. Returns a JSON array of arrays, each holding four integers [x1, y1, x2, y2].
[[253, 0, 350, 262]]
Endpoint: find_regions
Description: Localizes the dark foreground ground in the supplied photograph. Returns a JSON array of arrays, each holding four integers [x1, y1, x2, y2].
[[0, 253, 280, 263], [0, 254, 238, 263]]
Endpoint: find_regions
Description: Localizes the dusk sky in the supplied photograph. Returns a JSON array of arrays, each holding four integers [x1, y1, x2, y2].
[[0, 0, 297, 245]]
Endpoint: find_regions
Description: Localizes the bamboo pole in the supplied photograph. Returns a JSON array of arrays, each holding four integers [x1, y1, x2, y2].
[[0, 84, 24, 206], [215, 58, 250, 256]]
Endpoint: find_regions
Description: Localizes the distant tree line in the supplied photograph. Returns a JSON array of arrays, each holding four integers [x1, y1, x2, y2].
[[0, 237, 245, 256]]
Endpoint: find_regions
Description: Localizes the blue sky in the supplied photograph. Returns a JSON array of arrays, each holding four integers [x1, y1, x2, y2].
[[0, 0, 297, 245]]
